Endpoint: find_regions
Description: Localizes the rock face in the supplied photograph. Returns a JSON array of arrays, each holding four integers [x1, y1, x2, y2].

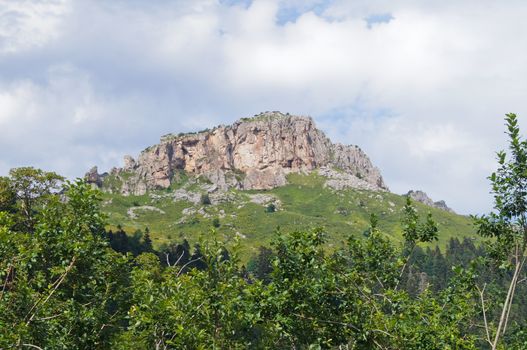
[[406, 190, 454, 213], [85, 166, 104, 188], [89, 112, 388, 195]]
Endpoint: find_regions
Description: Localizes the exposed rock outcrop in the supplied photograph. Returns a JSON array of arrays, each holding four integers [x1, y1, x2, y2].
[[406, 190, 454, 213], [89, 112, 388, 195], [127, 206, 165, 219], [319, 166, 383, 192], [84, 166, 104, 188]]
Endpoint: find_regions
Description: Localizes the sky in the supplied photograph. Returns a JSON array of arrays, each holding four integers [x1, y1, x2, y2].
[[1, 0, 527, 215]]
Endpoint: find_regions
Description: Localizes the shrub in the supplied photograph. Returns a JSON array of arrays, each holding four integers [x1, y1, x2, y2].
[[212, 217, 220, 228], [265, 203, 276, 213], [200, 193, 211, 205]]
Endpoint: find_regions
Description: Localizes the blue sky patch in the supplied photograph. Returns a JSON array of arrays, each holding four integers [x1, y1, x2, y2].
[[365, 13, 394, 28], [276, 1, 330, 25], [219, 0, 252, 9]]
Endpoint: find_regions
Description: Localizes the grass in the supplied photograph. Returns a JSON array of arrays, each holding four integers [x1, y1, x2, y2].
[[101, 172, 476, 261]]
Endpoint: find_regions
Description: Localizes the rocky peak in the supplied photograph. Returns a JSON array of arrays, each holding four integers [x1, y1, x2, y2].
[[90, 112, 388, 195], [406, 190, 454, 213]]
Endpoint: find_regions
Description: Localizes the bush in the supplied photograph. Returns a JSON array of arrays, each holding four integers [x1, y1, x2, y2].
[[265, 203, 276, 213], [200, 193, 211, 205], [212, 217, 220, 228]]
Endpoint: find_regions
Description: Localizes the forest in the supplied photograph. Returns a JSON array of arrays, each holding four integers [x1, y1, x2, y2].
[[1, 114, 527, 349]]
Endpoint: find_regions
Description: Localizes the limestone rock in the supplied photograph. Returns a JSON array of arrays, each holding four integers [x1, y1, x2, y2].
[[319, 166, 385, 192], [331, 144, 387, 190], [94, 112, 388, 194], [171, 189, 201, 205], [123, 155, 137, 170], [433, 200, 454, 213], [406, 190, 454, 213], [84, 166, 104, 187], [127, 205, 165, 219], [249, 193, 282, 210]]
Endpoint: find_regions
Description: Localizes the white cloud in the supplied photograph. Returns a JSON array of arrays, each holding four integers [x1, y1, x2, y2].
[[1, 0, 526, 214], [0, 0, 69, 54]]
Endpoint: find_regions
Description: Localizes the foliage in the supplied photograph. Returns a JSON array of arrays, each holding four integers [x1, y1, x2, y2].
[[0, 179, 130, 349], [100, 171, 476, 261], [246, 246, 274, 283], [212, 217, 220, 228], [265, 203, 276, 213], [474, 113, 527, 349], [200, 193, 211, 205], [4, 167, 64, 231], [0, 172, 484, 349]]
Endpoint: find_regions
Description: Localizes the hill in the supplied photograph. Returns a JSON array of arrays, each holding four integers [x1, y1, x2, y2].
[[88, 112, 476, 259]]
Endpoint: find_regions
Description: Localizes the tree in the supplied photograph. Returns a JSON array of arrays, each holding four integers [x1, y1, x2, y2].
[[247, 246, 274, 283], [397, 197, 438, 289], [200, 193, 211, 205], [143, 227, 153, 252], [120, 234, 264, 349], [7, 167, 64, 231], [0, 179, 130, 348], [0, 177, 16, 214], [159, 239, 191, 267], [475, 113, 527, 349]]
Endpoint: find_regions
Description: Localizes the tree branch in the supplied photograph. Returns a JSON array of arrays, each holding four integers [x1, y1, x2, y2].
[[476, 284, 492, 347], [25, 256, 77, 326]]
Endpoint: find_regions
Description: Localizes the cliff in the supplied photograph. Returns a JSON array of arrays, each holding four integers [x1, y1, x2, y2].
[[89, 112, 388, 195]]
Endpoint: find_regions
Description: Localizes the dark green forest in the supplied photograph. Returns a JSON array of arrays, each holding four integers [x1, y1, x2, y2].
[[1, 115, 527, 349]]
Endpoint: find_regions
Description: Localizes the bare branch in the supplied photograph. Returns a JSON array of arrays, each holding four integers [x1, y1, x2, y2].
[[503, 254, 526, 335], [176, 257, 201, 277], [476, 284, 492, 347], [492, 254, 522, 349], [173, 251, 186, 267]]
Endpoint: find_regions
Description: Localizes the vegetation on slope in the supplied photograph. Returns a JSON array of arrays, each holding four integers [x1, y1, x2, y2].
[[101, 171, 475, 260]]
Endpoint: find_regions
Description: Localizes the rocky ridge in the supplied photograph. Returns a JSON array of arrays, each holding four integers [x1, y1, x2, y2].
[[406, 190, 454, 213], [87, 112, 388, 195]]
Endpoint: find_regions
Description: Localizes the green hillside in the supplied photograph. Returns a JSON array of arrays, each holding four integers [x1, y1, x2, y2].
[[101, 171, 476, 260]]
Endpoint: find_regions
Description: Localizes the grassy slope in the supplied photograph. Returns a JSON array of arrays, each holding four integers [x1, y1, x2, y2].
[[101, 172, 476, 261]]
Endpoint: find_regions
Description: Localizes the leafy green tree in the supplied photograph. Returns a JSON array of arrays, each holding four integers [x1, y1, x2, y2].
[[247, 246, 274, 283], [143, 227, 153, 253], [119, 235, 266, 349], [0, 180, 130, 349], [6, 167, 64, 231], [475, 113, 527, 349], [396, 197, 438, 290], [0, 177, 16, 213]]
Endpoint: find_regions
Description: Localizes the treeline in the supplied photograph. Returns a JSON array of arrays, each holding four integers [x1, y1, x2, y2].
[[108, 225, 527, 331], [1, 114, 527, 349]]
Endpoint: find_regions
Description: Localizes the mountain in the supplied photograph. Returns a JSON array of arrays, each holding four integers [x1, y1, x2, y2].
[[87, 112, 475, 259], [88, 111, 387, 195]]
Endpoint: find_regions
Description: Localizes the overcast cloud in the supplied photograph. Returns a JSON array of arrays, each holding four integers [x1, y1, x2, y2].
[[1, 0, 527, 214]]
